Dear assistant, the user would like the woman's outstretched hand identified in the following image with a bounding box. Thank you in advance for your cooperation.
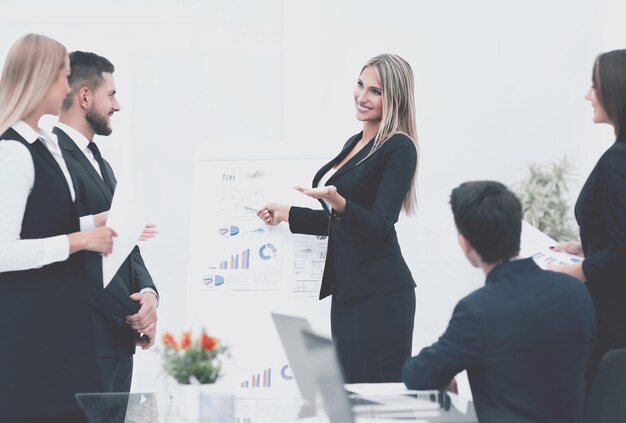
[257,203,290,226]
[294,185,337,199]
[295,185,346,213]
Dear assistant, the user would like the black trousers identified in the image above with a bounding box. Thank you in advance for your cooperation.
[98,355,133,393]
[0,411,87,423]
[331,288,416,383]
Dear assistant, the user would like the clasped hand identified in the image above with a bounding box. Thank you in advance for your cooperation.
[126,292,158,350]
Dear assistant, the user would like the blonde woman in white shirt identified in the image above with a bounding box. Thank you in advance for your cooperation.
[0,33,116,422]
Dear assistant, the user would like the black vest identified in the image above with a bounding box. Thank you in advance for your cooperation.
[0,128,100,419]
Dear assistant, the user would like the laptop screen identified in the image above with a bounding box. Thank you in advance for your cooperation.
[270,313,316,406]
[301,329,355,423]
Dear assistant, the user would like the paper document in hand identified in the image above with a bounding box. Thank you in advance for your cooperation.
[520,220,583,269]
[102,178,146,287]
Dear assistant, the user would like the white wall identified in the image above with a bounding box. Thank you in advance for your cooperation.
[0,0,624,391]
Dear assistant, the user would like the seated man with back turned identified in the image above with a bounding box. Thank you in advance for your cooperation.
[402,181,595,423]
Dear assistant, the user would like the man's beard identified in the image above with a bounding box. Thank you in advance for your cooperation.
[86,108,112,136]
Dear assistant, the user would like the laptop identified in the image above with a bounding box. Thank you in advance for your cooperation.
[300,329,355,422]
[271,313,419,416]
[300,330,463,423]
[75,392,158,423]
[270,313,318,415]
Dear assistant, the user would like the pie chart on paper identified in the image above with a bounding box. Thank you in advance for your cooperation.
[259,243,278,260]
[218,225,240,237]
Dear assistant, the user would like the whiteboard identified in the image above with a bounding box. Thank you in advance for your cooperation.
[185,144,333,392]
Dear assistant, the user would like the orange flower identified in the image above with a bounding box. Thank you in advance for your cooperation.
[180,331,192,350]
[201,332,218,351]
[162,332,178,350]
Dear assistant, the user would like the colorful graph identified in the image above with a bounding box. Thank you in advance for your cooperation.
[218,225,240,237]
[258,243,277,260]
[218,248,251,269]
[202,274,225,286]
[531,251,583,266]
[240,368,272,388]
[280,364,293,380]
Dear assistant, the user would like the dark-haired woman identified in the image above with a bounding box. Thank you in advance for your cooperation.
[551,49,626,389]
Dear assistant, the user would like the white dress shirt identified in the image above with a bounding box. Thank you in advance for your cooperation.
[54,122,103,179]
[0,121,75,272]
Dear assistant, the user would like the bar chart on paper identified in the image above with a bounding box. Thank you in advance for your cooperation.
[241,368,272,388]
[218,248,251,270]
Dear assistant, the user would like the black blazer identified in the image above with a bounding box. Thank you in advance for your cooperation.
[402,259,595,423]
[0,129,100,419]
[54,126,158,357]
[289,132,416,301]
[576,139,626,341]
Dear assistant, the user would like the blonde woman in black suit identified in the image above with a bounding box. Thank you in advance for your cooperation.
[0,34,117,422]
[259,54,418,383]
[550,49,626,389]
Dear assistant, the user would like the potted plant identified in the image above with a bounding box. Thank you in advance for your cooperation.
[162,330,227,384]
[514,156,579,242]
[161,330,232,420]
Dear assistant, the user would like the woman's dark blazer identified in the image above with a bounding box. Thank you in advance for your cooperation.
[576,139,626,339]
[288,132,417,302]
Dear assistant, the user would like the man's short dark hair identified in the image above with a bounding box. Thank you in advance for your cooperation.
[62,51,114,110]
[450,181,522,264]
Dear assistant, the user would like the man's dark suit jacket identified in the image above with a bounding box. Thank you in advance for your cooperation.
[54,126,158,357]
[576,140,626,353]
[288,132,416,301]
[402,259,595,423]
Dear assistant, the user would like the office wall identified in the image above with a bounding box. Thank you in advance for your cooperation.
[0,0,623,391]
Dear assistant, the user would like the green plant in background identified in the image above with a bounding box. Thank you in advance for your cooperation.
[514,156,579,242]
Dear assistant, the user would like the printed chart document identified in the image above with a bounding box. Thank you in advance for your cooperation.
[102,178,145,288]
[520,220,583,269]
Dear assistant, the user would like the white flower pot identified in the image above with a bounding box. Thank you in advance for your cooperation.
[173,383,235,422]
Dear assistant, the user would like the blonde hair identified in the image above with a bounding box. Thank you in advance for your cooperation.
[360,54,419,215]
[0,33,67,135]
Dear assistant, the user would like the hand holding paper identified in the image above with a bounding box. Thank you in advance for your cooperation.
[68,226,117,256]
[520,221,583,270]
[549,241,584,257]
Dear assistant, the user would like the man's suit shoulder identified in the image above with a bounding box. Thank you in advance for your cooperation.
[459,265,592,312]
[544,270,594,309]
